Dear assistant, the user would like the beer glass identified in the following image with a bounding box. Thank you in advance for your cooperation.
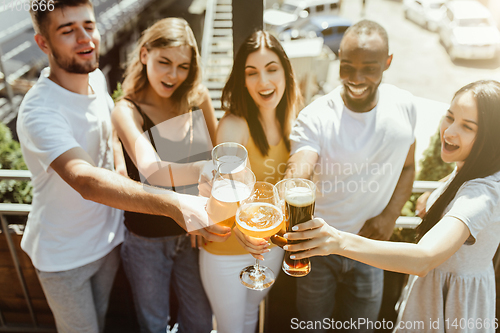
[212,142,248,172]
[236,182,284,290]
[206,165,255,228]
[282,179,315,277]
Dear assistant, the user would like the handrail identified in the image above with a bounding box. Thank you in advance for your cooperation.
[395,180,440,229]
[412,180,441,193]
[0,169,32,181]
[201,0,216,63]
[0,169,437,230]
[0,171,53,332]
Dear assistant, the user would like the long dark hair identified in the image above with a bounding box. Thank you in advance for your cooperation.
[417,80,500,240]
[221,30,302,156]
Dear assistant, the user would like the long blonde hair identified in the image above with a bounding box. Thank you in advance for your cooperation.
[121,17,203,113]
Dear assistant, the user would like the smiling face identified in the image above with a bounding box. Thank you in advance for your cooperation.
[339,32,392,112]
[42,5,100,74]
[141,45,192,99]
[440,91,479,171]
[244,47,286,114]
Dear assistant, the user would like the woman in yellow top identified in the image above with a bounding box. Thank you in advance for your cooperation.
[199,30,302,333]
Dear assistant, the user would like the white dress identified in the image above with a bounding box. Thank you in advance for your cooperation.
[395,170,500,332]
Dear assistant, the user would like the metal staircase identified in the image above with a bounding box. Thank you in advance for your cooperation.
[201,0,234,119]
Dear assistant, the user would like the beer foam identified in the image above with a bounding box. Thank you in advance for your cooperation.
[237,203,282,231]
[212,180,251,203]
[285,187,314,207]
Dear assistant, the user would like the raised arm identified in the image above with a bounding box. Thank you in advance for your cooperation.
[358,141,416,240]
[112,100,205,187]
[284,215,470,277]
[112,126,127,177]
[284,149,319,179]
[50,147,230,242]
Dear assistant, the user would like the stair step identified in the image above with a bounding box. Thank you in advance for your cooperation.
[207,53,233,59]
[213,20,232,28]
[214,12,232,20]
[215,5,232,12]
[212,100,222,109]
[205,61,233,68]
[215,110,225,119]
[211,36,232,42]
[213,28,232,37]
[209,90,222,99]
[205,66,231,73]
[204,81,225,90]
[206,56,233,62]
[211,44,232,51]
[205,65,233,72]
[206,69,231,77]
[0,97,7,109]
[207,73,230,80]
[211,51,233,56]
[0,95,23,123]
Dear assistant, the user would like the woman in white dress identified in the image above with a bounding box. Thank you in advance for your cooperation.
[284,80,500,333]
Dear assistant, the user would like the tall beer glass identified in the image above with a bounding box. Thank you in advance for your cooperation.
[236,182,284,290]
[282,179,315,277]
[212,142,247,172]
[206,165,255,228]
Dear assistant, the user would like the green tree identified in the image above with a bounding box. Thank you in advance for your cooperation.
[0,122,32,204]
[417,126,455,181]
[112,82,123,102]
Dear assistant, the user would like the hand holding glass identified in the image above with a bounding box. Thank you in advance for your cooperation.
[206,165,255,229]
[236,182,284,290]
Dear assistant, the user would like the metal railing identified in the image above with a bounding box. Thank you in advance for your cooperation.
[394,180,438,228]
[0,171,55,332]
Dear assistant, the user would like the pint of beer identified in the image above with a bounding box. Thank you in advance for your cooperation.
[282,179,315,277]
[206,165,255,228]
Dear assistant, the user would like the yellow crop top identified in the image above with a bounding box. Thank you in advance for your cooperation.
[203,133,289,255]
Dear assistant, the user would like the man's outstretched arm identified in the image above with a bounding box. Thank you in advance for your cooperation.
[50,147,230,241]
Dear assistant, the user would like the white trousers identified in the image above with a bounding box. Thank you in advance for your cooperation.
[199,247,284,333]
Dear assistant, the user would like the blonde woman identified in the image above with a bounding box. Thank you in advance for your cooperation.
[112,18,219,333]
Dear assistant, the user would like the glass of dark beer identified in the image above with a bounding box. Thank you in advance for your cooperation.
[282,178,315,277]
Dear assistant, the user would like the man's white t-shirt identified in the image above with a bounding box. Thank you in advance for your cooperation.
[17,68,124,272]
[290,84,417,234]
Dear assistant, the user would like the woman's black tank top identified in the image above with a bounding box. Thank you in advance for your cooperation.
[122,98,211,237]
